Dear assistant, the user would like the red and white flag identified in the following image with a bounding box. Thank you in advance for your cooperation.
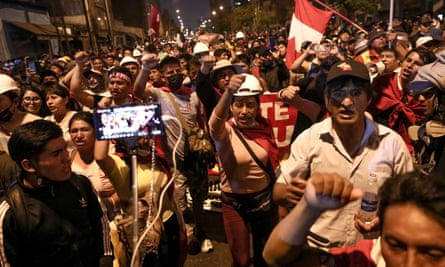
[286,0,333,68]
[149,5,160,37]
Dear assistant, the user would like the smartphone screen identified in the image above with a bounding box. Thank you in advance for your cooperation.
[93,104,163,140]
[27,60,37,73]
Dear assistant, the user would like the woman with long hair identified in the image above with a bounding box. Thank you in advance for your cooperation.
[19,85,50,117]
[43,82,79,152]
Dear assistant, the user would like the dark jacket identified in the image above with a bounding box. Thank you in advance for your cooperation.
[0,173,113,267]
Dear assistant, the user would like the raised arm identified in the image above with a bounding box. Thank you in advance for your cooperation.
[71,51,95,108]
[263,173,363,267]
[278,85,322,122]
[133,53,158,102]
[94,139,131,200]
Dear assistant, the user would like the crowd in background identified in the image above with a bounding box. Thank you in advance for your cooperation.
[0,8,445,267]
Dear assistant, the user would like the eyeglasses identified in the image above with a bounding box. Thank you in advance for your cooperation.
[23,96,41,102]
[421,22,432,27]
[415,88,437,100]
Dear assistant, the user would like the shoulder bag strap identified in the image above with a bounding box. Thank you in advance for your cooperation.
[166,93,191,135]
[231,125,276,181]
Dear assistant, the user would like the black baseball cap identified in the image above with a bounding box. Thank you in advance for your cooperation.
[327,59,370,83]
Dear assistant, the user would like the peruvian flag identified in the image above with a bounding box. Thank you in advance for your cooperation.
[149,5,160,37]
[286,0,333,68]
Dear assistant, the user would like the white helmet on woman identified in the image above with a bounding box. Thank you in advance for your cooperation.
[234,74,263,96]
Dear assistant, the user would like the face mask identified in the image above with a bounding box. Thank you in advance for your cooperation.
[0,105,13,122]
[167,74,184,90]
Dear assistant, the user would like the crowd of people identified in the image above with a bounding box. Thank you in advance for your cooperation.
[0,9,444,267]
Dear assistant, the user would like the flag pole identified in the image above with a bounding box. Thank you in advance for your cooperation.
[311,0,368,34]
[388,0,394,31]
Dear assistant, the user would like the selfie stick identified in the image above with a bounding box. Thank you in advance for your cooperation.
[130,115,183,267]
[124,137,139,255]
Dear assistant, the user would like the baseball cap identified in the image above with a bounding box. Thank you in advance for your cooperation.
[0,74,20,95]
[419,15,433,25]
[327,59,370,83]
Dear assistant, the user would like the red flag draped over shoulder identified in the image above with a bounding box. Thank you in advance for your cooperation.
[286,0,333,68]
[150,5,160,37]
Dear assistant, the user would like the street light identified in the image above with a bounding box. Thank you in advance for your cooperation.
[219,5,224,11]
[176,9,180,14]
[212,10,216,16]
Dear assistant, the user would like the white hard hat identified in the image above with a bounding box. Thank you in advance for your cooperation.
[416,36,434,48]
[234,74,263,96]
[119,56,140,67]
[236,31,245,39]
[0,74,20,95]
[193,42,209,55]
[132,48,142,57]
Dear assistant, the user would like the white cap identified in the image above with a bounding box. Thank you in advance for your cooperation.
[119,56,140,67]
[234,74,263,96]
[193,42,209,55]
[416,36,434,48]
[236,31,245,39]
[0,74,19,95]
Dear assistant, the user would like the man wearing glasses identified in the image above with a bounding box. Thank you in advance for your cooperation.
[273,60,413,249]
[409,51,445,175]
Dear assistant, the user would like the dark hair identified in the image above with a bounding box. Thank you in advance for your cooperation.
[41,82,80,111]
[405,48,437,65]
[159,56,180,71]
[50,63,64,73]
[277,40,287,48]
[68,111,94,130]
[378,170,445,229]
[90,55,103,62]
[40,70,58,84]
[214,48,229,58]
[42,82,70,98]
[379,45,400,60]
[8,120,62,166]
[20,85,50,117]
[233,54,251,66]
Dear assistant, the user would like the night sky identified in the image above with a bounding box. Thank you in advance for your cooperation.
[160,0,210,29]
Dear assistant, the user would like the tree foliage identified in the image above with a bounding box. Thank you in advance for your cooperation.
[324,0,380,16]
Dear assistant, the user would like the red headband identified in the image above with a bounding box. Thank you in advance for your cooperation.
[109,72,131,84]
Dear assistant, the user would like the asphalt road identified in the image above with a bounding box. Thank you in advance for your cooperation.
[183,211,232,267]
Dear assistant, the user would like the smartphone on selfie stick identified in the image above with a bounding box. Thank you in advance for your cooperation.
[93,104,163,251]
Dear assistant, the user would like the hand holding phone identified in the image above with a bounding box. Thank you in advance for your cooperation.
[25,57,37,74]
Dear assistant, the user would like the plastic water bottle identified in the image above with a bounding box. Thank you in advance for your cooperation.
[359,173,379,224]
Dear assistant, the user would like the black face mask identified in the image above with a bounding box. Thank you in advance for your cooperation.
[167,74,184,91]
[0,105,13,122]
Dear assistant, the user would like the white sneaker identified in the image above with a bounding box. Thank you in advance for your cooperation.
[201,239,214,253]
